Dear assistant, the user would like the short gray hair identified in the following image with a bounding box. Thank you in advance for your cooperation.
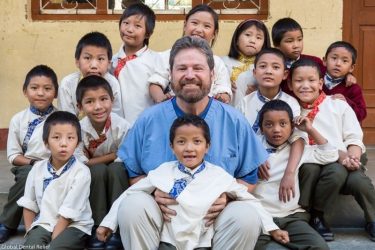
[169,36,215,71]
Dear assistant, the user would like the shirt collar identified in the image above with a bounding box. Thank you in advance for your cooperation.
[117,44,148,59]
[171,97,213,119]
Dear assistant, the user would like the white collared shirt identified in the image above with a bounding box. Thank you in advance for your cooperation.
[100,161,278,249]
[7,107,56,164]
[75,113,130,163]
[57,71,123,118]
[17,159,93,235]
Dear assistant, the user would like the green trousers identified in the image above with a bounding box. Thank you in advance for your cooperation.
[0,165,32,229]
[254,212,329,250]
[22,226,88,250]
[89,162,129,225]
[299,153,375,222]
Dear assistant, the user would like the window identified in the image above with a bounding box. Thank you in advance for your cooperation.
[30,0,268,20]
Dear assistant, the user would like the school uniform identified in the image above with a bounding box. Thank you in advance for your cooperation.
[57,71,123,117]
[101,161,278,250]
[236,90,305,142]
[75,112,130,225]
[323,75,367,122]
[147,49,232,99]
[298,95,375,223]
[0,106,55,230]
[253,137,337,250]
[17,157,93,249]
[111,45,159,125]
[221,55,256,107]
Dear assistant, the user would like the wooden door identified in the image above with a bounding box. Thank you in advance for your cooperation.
[344,0,375,144]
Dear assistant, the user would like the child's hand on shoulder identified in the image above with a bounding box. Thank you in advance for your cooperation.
[270,229,289,245]
[332,93,346,102]
[246,84,257,95]
[345,73,357,87]
[96,226,112,242]
[214,93,231,104]
[294,116,313,133]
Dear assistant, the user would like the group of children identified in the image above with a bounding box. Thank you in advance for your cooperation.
[0,2,374,250]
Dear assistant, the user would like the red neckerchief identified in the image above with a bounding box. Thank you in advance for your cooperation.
[113,54,137,78]
[87,116,111,157]
[300,92,326,145]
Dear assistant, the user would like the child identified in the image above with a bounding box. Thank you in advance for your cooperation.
[58,31,123,118]
[289,58,375,241]
[111,3,159,125]
[97,114,289,250]
[148,4,232,104]
[323,41,367,122]
[17,111,93,249]
[253,100,336,249]
[75,75,131,249]
[0,65,58,244]
[237,48,305,204]
[222,19,271,106]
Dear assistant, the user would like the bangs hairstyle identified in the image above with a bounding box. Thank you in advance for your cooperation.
[23,65,59,98]
[169,114,211,145]
[76,75,114,105]
[272,17,303,47]
[75,31,112,60]
[258,99,293,129]
[185,4,219,47]
[119,3,156,46]
[43,111,82,143]
[325,41,357,64]
[289,58,322,80]
[254,48,286,69]
[170,36,214,71]
[228,19,271,59]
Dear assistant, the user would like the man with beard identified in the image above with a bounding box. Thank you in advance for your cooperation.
[113,36,268,249]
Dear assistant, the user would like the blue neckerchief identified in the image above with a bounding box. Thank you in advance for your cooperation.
[169,161,206,199]
[22,105,54,153]
[324,74,344,90]
[43,156,76,192]
[286,60,295,69]
[266,148,277,153]
[252,91,283,133]
[171,97,213,119]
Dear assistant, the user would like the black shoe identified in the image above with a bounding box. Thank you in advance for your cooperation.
[365,222,375,241]
[310,216,334,241]
[0,224,17,244]
[87,234,106,250]
[105,233,124,250]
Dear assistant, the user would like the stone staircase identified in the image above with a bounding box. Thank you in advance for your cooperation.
[1,149,375,249]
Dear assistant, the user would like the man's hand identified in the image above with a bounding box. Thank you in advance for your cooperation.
[279,172,295,203]
[154,189,178,222]
[96,226,112,242]
[204,193,228,227]
[258,161,270,180]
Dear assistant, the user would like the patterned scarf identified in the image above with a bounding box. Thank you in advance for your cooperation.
[113,54,137,78]
[230,54,255,83]
[169,162,206,199]
[300,92,326,145]
[87,116,111,157]
[324,73,344,90]
[22,105,54,153]
[43,156,76,192]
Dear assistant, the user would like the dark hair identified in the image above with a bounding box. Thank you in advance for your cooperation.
[325,41,357,64]
[76,75,114,105]
[23,65,58,98]
[272,18,303,47]
[254,48,286,69]
[289,58,322,80]
[258,99,293,129]
[75,31,112,60]
[228,19,271,59]
[170,36,214,71]
[169,114,210,145]
[43,111,82,143]
[119,3,155,46]
[184,4,219,47]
